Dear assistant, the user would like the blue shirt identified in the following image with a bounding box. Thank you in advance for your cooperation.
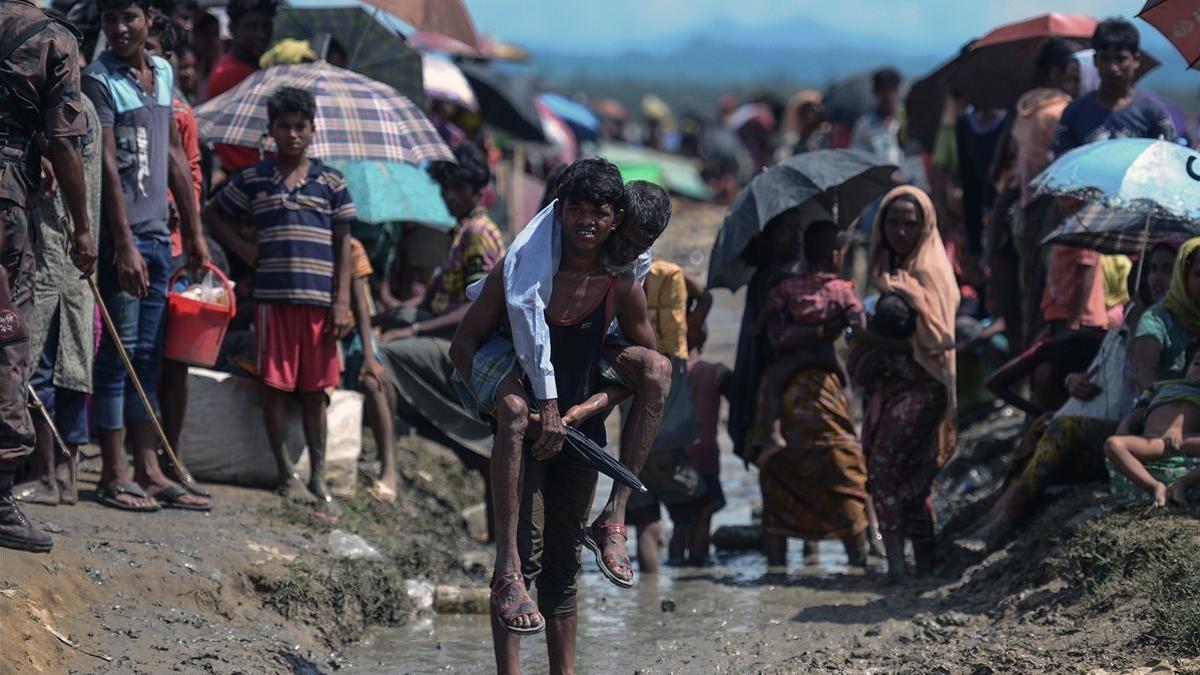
[216,158,357,306]
[82,50,175,241]
[1053,90,1177,155]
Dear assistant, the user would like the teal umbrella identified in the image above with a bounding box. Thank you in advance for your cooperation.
[272,7,425,107]
[592,141,711,201]
[326,160,455,229]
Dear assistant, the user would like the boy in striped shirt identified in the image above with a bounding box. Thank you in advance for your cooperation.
[205,87,355,505]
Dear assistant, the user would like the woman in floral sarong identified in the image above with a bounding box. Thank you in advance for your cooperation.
[855,186,960,582]
[733,209,869,567]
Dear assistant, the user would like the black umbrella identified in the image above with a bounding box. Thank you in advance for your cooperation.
[707,149,896,291]
[272,7,425,107]
[823,71,910,127]
[822,71,876,126]
[457,61,547,143]
[563,427,647,493]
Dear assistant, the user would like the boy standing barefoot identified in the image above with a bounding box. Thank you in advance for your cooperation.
[205,87,355,504]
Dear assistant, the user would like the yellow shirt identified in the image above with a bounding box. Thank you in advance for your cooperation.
[643,260,688,360]
[1100,254,1132,309]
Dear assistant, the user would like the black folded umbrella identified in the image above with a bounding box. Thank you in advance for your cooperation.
[562,426,647,493]
[457,61,547,143]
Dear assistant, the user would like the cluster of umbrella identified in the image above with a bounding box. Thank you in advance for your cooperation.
[708,1,1200,294]
[195,61,457,230]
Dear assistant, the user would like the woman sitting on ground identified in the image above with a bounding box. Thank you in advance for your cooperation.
[970,239,1187,549]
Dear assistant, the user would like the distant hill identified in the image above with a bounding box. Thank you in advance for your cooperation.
[525,16,1199,113]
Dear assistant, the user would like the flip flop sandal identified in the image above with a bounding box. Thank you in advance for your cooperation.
[368,481,397,503]
[581,522,635,589]
[152,482,212,512]
[14,478,60,506]
[95,481,160,512]
[491,571,544,636]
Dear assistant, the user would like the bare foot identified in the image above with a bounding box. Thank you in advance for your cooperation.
[1151,481,1168,508]
[308,478,333,503]
[1167,480,1190,506]
[13,477,59,506]
[280,476,317,504]
[368,480,397,503]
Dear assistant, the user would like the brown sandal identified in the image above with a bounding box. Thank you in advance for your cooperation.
[491,571,544,636]
[581,522,635,589]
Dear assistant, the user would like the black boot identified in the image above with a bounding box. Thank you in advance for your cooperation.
[0,485,53,553]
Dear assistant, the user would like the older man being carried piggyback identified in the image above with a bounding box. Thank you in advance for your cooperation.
[450,159,671,674]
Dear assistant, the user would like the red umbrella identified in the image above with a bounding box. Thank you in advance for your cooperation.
[363,0,481,49]
[1138,0,1200,69]
[408,30,530,61]
[952,13,1159,110]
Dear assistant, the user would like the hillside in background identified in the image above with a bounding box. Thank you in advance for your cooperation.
[524,16,1200,116]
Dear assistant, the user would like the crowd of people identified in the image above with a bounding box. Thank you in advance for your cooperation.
[3,0,1200,672]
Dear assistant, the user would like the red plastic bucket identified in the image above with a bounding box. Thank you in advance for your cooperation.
[164,263,237,367]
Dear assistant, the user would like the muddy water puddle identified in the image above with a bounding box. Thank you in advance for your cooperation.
[347,448,884,674]
[348,282,887,672]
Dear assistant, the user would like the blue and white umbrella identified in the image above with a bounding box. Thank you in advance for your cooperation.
[1031,138,1200,221]
[538,92,600,142]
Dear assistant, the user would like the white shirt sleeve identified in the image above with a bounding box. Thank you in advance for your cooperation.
[500,202,561,400]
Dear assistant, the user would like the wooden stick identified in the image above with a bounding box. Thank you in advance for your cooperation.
[26,385,69,457]
[87,278,198,491]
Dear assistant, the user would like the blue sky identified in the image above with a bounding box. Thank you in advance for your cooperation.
[465,0,1138,53]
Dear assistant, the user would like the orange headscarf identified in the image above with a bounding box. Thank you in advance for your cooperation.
[868,186,960,461]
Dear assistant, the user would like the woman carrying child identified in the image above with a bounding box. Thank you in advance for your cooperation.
[738,210,870,568]
[856,186,960,582]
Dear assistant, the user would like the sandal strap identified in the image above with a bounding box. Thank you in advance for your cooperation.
[593,522,628,539]
[103,481,149,499]
[491,570,525,593]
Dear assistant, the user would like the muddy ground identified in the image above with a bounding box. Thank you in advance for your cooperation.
[0,434,486,674]
[4,201,1200,673]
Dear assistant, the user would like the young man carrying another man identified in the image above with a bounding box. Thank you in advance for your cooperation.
[450,160,671,674]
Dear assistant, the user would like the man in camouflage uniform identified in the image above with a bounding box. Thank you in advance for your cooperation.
[0,0,98,552]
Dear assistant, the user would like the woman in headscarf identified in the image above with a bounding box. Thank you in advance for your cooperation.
[856,186,959,582]
[729,209,870,568]
[970,239,1180,550]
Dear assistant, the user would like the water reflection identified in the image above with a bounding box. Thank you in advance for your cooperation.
[348,443,876,674]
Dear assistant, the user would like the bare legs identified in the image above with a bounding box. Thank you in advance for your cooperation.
[489,371,543,653]
[590,346,671,582]
[634,521,663,573]
[262,387,313,503]
[361,374,398,502]
[1104,436,1173,507]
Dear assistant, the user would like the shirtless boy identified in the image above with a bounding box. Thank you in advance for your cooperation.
[1104,347,1200,507]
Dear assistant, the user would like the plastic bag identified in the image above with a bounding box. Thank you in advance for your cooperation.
[176,269,233,308]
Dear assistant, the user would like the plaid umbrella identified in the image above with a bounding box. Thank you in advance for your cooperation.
[1041,204,1200,255]
[195,62,453,165]
[272,7,425,107]
[1139,0,1200,70]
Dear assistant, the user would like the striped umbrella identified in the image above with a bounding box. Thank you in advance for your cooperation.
[1041,204,1200,255]
[272,7,425,107]
[195,62,453,165]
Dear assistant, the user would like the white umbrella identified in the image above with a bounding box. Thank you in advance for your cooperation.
[421,54,478,112]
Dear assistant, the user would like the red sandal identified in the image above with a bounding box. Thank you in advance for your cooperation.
[491,571,544,636]
[581,522,635,589]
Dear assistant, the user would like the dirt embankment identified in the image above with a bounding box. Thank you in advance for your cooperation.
[0,436,485,674]
[746,409,1200,674]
